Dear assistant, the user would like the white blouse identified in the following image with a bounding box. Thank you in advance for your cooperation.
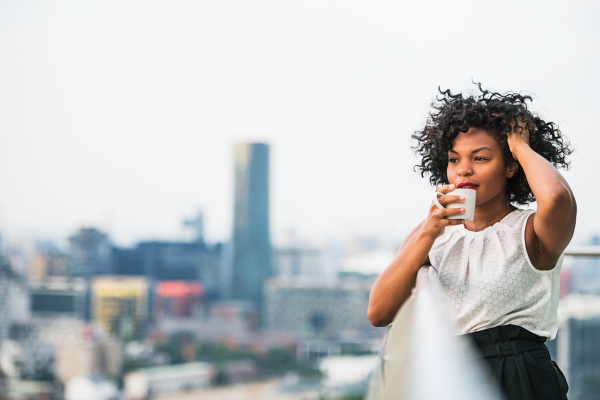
[428,208,563,340]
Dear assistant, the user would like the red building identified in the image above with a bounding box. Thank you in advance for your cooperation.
[155,281,204,318]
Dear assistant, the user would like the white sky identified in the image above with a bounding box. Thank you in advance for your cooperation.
[1,0,598,248]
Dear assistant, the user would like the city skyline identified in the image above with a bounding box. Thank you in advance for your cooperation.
[1,0,599,249]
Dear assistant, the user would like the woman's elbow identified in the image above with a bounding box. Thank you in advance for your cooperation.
[367,305,390,327]
[550,186,577,211]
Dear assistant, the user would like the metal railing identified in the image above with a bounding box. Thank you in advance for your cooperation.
[366,246,600,400]
[564,246,600,256]
[365,266,503,400]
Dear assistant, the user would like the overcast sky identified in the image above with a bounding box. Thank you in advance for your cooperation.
[1,0,598,248]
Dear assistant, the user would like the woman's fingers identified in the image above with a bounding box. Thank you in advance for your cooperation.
[437,195,464,206]
[435,184,455,193]
[439,207,465,218]
[434,184,465,205]
[431,193,464,213]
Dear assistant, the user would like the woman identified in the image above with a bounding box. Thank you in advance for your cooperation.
[367,84,575,400]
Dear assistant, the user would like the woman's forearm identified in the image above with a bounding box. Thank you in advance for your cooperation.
[367,228,436,327]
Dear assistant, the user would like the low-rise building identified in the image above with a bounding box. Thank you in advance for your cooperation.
[155,281,204,318]
[29,252,68,282]
[64,375,119,400]
[92,276,148,340]
[2,380,55,400]
[29,278,87,320]
[264,278,377,338]
[55,336,122,383]
[273,247,323,280]
[124,362,215,400]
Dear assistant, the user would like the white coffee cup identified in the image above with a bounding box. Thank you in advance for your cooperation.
[433,188,476,221]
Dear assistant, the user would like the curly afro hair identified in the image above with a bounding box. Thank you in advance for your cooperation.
[411,83,573,205]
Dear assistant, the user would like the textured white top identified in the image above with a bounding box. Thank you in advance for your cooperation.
[429,208,563,340]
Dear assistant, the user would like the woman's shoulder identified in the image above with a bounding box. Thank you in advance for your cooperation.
[497,207,534,228]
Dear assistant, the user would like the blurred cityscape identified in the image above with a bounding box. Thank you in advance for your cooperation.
[0,143,599,400]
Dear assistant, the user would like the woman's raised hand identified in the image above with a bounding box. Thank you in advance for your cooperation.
[507,117,531,160]
[421,184,466,239]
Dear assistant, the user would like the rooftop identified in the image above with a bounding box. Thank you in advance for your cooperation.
[135,362,214,380]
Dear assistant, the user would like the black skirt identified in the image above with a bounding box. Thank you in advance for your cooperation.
[464,324,569,400]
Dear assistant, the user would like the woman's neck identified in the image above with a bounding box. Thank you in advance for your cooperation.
[464,192,516,232]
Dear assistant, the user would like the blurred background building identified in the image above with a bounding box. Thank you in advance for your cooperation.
[264,278,375,338]
[124,362,214,400]
[29,278,87,320]
[92,276,149,340]
[273,247,323,280]
[29,251,68,282]
[569,235,600,295]
[56,336,122,383]
[547,295,600,399]
[154,281,204,319]
[226,143,272,310]
[68,228,112,278]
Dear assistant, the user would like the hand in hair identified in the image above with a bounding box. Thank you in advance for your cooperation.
[507,117,531,160]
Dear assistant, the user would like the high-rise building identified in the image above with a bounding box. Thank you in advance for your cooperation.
[68,228,111,277]
[229,143,272,306]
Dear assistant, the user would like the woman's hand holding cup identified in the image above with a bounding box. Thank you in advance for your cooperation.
[421,184,466,239]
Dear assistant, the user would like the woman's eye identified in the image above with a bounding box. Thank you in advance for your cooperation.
[449,158,458,163]
[474,157,487,161]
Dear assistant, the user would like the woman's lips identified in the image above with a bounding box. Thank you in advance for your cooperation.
[457,182,479,190]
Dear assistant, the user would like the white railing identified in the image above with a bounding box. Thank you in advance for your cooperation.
[365,266,503,400]
[366,246,600,399]
[564,246,600,256]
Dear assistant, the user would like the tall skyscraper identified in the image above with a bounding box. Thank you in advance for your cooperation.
[229,143,272,306]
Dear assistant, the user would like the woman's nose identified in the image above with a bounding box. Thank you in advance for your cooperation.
[457,163,473,176]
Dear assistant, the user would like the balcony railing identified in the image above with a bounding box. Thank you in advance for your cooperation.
[365,266,503,399]
[365,246,600,400]
[564,246,600,256]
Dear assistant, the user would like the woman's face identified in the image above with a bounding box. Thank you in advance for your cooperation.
[447,127,517,207]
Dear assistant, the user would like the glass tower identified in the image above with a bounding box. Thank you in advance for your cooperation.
[230,142,272,306]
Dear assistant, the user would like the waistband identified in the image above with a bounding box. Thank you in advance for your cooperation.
[464,324,548,360]
[475,339,547,359]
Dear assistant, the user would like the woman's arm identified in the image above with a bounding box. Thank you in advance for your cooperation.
[509,122,577,265]
[367,185,465,327]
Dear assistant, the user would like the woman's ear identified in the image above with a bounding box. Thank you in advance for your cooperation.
[506,161,519,178]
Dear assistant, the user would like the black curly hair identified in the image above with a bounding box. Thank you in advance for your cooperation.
[411,83,573,205]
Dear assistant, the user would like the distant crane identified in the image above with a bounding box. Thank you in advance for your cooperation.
[183,210,204,244]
